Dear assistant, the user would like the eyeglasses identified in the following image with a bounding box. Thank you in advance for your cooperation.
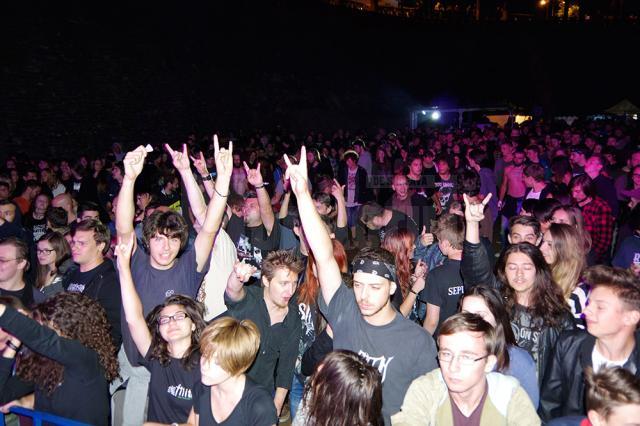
[36,249,55,255]
[157,311,189,325]
[437,351,489,366]
[0,258,23,264]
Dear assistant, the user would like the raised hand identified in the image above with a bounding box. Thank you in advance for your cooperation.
[190,151,209,177]
[330,178,345,200]
[420,226,435,246]
[243,160,263,188]
[463,192,492,223]
[123,146,148,180]
[413,259,427,279]
[283,146,309,196]
[165,143,191,172]
[233,261,257,283]
[115,235,135,270]
[213,135,233,180]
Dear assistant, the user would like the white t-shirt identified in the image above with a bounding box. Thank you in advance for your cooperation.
[526,189,542,200]
[592,345,628,373]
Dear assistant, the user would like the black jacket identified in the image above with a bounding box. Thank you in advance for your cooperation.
[337,165,372,205]
[538,330,640,421]
[460,240,576,387]
[62,260,122,348]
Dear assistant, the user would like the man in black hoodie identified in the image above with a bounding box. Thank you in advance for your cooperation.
[63,219,121,348]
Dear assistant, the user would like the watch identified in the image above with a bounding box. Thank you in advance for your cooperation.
[201,173,213,181]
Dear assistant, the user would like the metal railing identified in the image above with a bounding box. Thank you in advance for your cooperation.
[1,407,90,426]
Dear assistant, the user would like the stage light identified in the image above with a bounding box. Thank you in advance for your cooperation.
[431,110,441,121]
[421,110,427,115]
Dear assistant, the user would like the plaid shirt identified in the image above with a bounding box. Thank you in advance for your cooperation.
[581,196,614,260]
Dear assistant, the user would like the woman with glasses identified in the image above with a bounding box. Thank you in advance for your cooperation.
[116,237,206,425]
[461,194,575,387]
[34,231,72,300]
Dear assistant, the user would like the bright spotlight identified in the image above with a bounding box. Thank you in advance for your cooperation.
[421,110,427,115]
[431,110,441,121]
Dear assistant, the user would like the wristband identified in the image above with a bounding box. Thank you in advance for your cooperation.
[201,173,213,181]
[409,288,418,295]
[254,183,266,189]
[6,341,20,352]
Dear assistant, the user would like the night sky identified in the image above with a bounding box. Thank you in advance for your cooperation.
[1,0,638,155]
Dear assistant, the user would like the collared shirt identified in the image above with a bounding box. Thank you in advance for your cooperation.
[225,285,301,391]
[581,196,614,260]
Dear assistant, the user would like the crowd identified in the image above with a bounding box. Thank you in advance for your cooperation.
[0,118,639,426]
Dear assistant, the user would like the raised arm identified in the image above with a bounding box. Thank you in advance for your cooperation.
[461,193,500,290]
[190,150,216,216]
[285,147,342,304]
[117,146,148,245]
[244,161,275,234]
[191,137,233,271]
[330,179,347,228]
[115,237,152,357]
[166,143,207,225]
[225,261,256,303]
[278,191,291,220]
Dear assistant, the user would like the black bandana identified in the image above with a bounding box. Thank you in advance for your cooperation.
[352,259,397,282]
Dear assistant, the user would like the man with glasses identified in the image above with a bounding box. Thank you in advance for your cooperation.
[63,219,121,348]
[392,312,540,425]
[0,237,33,307]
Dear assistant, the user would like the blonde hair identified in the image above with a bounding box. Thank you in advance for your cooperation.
[548,223,586,299]
[200,317,260,376]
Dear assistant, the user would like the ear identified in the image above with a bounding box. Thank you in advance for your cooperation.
[191,323,196,332]
[261,275,270,288]
[98,241,107,255]
[484,355,498,373]
[507,234,513,244]
[623,309,640,328]
[389,280,397,295]
[536,235,543,246]
[587,410,603,426]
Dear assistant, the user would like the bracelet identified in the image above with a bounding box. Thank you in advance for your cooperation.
[214,185,228,198]
[6,341,20,352]
[409,289,418,295]
[254,183,266,189]
[201,173,213,181]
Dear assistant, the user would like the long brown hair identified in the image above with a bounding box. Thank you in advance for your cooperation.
[497,243,571,328]
[381,228,415,299]
[546,223,586,299]
[299,240,348,307]
[16,293,119,395]
[302,350,383,426]
[146,295,206,370]
[35,231,71,289]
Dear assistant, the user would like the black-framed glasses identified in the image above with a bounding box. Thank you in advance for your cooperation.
[437,351,489,366]
[157,311,189,325]
[36,248,55,255]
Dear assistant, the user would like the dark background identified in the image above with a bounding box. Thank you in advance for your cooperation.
[1,0,638,156]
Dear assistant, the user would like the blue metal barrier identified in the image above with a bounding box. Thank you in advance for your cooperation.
[1,407,90,426]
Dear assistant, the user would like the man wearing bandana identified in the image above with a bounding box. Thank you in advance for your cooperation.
[285,147,438,425]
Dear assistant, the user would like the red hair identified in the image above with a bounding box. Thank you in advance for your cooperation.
[299,240,348,307]
[381,228,415,298]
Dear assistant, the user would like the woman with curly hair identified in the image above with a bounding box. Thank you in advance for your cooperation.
[293,350,383,426]
[539,222,589,326]
[381,228,427,319]
[116,237,206,425]
[0,292,119,424]
[461,194,575,385]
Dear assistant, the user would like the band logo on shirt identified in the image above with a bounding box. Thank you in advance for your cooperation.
[167,384,192,400]
[358,351,394,382]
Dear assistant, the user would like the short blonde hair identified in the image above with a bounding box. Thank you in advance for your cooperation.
[200,317,260,376]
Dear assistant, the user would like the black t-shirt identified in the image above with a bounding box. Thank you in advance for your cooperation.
[23,215,47,242]
[435,174,457,212]
[225,285,300,392]
[226,214,281,272]
[379,210,419,241]
[65,268,99,294]
[422,259,464,335]
[142,350,201,424]
[193,378,277,426]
